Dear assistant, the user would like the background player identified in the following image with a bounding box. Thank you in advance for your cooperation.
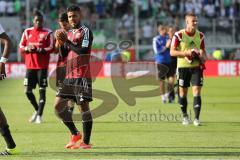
[19,10,54,123]
[54,5,93,149]
[55,12,74,113]
[170,13,207,126]
[167,25,177,102]
[153,24,172,103]
[0,23,18,155]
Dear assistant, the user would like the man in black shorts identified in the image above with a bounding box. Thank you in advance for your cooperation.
[54,5,93,149]
[167,25,177,102]
[19,10,54,123]
[153,24,174,103]
[54,12,74,113]
[170,13,207,126]
[0,23,18,155]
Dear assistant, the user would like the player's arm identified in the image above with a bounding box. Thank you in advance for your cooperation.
[19,30,28,54]
[65,28,93,55]
[0,32,12,80]
[0,32,11,59]
[19,30,35,53]
[153,37,167,54]
[170,35,192,58]
[65,40,89,55]
[35,32,54,54]
[59,43,69,57]
[199,34,207,64]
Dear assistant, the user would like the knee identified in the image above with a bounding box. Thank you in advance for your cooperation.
[25,87,33,95]
[82,110,92,122]
[192,87,201,97]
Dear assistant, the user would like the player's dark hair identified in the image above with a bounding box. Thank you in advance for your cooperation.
[33,10,43,18]
[67,5,81,12]
[59,12,68,22]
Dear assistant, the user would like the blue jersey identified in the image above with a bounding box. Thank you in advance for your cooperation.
[153,34,171,64]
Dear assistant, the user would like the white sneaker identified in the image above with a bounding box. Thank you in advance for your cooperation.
[29,112,37,123]
[34,115,42,124]
[193,119,201,126]
[182,116,190,125]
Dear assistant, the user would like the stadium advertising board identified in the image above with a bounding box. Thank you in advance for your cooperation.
[5,61,240,78]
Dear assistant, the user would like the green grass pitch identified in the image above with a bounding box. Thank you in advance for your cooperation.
[0,77,240,160]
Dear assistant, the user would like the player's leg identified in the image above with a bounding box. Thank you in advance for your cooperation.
[191,67,203,126]
[55,96,81,149]
[178,68,191,125]
[78,102,92,149]
[157,64,167,103]
[35,69,48,123]
[74,78,93,149]
[167,64,176,103]
[167,76,175,103]
[0,107,17,155]
[159,79,166,103]
[67,100,74,113]
[24,70,39,123]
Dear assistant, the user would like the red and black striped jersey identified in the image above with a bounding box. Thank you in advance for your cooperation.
[63,25,93,79]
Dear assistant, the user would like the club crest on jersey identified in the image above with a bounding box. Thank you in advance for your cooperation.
[39,33,45,39]
[75,33,81,39]
[189,41,196,48]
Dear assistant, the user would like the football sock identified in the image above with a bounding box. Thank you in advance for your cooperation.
[179,96,188,117]
[82,111,92,144]
[56,106,78,135]
[0,125,16,149]
[26,92,38,111]
[193,96,202,120]
[37,88,46,116]
[63,121,79,135]
[168,89,175,101]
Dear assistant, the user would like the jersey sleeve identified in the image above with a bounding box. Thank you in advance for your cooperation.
[171,32,181,49]
[0,24,5,34]
[81,27,93,49]
[200,32,205,50]
[42,32,54,54]
[19,29,28,54]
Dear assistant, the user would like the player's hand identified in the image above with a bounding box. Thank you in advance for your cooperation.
[184,50,192,56]
[55,29,67,46]
[191,48,200,58]
[36,48,46,54]
[0,62,6,80]
[26,45,37,53]
[166,39,171,48]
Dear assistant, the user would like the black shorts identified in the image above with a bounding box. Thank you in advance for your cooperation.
[24,69,48,88]
[56,78,92,105]
[56,66,66,87]
[177,67,203,88]
[170,56,177,75]
[156,63,175,80]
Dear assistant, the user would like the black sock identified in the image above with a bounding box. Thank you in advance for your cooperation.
[193,96,202,120]
[56,106,78,135]
[37,89,46,116]
[26,92,38,111]
[179,96,188,117]
[0,125,16,149]
[169,90,175,101]
[82,111,93,144]
[63,121,79,135]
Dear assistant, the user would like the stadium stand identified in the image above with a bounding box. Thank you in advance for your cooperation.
[1,0,240,60]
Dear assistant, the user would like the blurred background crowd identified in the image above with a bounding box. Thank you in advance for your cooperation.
[0,0,240,61]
